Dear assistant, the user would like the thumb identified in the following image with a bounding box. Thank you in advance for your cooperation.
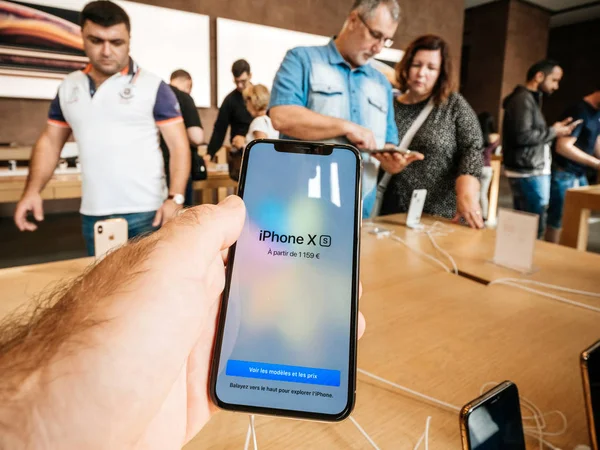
[152,209,162,227]
[163,195,246,271]
[32,198,44,221]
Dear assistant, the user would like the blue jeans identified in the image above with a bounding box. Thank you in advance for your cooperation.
[508,175,550,238]
[82,211,158,256]
[547,170,588,230]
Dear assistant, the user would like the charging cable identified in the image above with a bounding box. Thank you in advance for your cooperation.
[413,416,432,450]
[489,278,600,314]
[243,415,258,450]
[349,415,381,450]
[359,368,461,413]
[349,411,432,450]
[424,230,458,274]
[390,234,453,273]
[490,278,600,299]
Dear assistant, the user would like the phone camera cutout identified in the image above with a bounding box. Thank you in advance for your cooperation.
[98,225,103,234]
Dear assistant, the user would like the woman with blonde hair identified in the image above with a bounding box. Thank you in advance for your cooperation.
[231,84,279,149]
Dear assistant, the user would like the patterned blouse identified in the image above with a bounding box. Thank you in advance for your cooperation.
[380,92,483,219]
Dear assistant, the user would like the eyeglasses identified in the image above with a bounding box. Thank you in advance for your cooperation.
[357,14,394,48]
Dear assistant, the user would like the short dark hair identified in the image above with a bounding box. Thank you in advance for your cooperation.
[170,69,191,81]
[232,59,250,78]
[80,1,130,33]
[526,59,560,82]
[396,34,455,105]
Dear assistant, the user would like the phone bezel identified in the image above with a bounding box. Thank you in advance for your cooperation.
[581,339,600,450]
[208,139,362,422]
[459,381,525,450]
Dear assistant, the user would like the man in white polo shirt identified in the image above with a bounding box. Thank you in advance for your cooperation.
[14,0,190,255]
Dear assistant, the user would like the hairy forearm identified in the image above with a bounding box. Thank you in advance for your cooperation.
[0,241,157,448]
[25,133,63,194]
[270,105,348,141]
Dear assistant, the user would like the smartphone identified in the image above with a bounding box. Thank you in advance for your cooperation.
[368,147,424,158]
[209,139,362,422]
[406,189,427,229]
[581,339,600,450]
[460,381,526,450]
[94,218,128,260]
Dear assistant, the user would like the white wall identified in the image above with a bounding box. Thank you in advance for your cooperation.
[216,18,404,106]
[216,19,329,106]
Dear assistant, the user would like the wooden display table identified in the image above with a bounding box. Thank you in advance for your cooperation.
[0,170,236,205]
[373,214,600,297]
[560,184,600,251]
[0,224,596,448]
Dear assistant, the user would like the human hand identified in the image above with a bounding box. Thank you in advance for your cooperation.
[344,122,377,150]
[231,135,246,150]
[1,196,366,449]
[14,190,44,231]
[453,192,484,229]
[552,117,583,138]
[152,198,182,227]
[372,151,424,174]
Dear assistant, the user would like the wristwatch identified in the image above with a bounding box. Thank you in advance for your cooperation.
[168,194,185,205]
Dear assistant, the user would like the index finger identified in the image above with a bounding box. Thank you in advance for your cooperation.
[570,119,583,128]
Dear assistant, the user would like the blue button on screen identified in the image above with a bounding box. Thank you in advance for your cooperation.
[226,360,341,387]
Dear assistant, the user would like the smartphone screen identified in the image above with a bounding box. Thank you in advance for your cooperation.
[582,340,600,449]
[464,382,526,450]
[210,140,361,421]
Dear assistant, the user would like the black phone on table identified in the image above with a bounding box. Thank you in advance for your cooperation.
[460,381,526,450]
[209,139,362,422]
[582,339,600,450]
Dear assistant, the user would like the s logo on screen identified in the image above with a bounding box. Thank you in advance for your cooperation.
[258,230,332,247]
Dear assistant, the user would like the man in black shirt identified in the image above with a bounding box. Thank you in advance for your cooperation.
[206,59,253,161]
[546,88,600,243]
[160,69,204,206]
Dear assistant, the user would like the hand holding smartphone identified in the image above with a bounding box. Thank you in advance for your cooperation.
[367,147,425,159]
[209,139,362,421]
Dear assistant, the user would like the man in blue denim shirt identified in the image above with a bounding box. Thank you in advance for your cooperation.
[269,0,422,218]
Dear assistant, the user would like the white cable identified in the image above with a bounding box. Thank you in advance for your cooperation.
[490,278,600,298]
[358,368,461,413]
[243,415,258,450]
[425,230,458,274]
[389,234,452,273]
[491,280,600,313]
[425,415,431,450]
[349,416,381,450]
[412,416,432,450]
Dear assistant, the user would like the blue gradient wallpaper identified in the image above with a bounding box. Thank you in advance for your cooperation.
[215,142,360,415]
